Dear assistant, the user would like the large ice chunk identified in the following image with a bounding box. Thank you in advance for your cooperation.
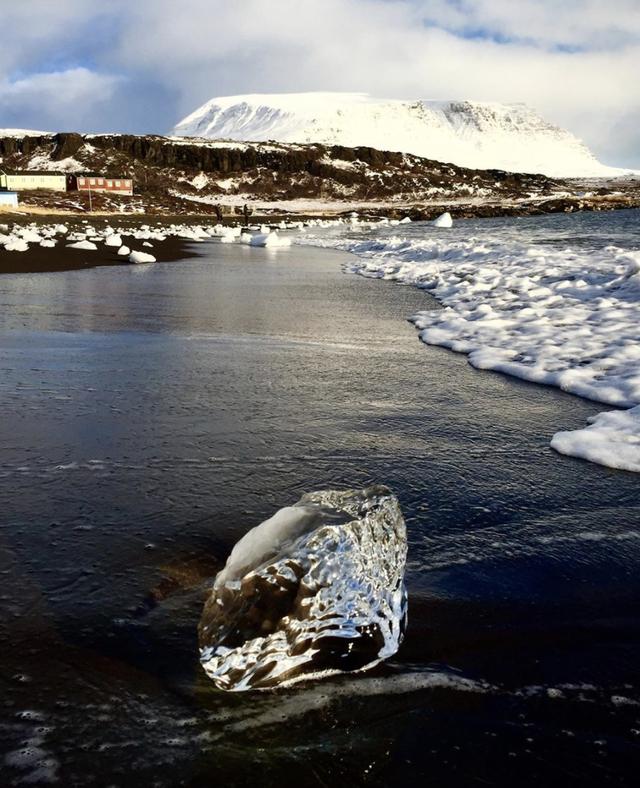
[199,485,408,691]
[248,230,292,248]
[129,250,156,264]
[66,240,98,251]
[432,211,453,228]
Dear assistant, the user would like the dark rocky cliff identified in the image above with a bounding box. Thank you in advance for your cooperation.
[0,131,557,200]
[2,131,636,218]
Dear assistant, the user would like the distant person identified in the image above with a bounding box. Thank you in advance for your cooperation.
[243,203,251,226]
[214,204,223,222]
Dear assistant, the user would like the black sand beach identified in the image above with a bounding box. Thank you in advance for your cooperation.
[1,236,639,786]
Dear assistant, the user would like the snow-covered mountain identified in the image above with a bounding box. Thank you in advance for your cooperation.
[173,92,619,177]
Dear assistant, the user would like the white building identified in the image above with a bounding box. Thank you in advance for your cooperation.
[0,171,67,192]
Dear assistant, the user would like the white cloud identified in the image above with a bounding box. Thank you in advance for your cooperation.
[101,0,640,165]
[0,0,638,166]
[416,0,640,49]
[0,69,123,132]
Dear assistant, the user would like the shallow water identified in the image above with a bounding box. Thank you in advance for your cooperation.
[1,223,639,786]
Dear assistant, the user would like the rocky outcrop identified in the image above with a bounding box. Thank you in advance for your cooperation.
[0,131,637,217]
[0,131,558,198]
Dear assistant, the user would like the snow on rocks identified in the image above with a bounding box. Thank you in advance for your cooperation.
[199,485,407,691]
[129,250,156,264]
[433,212,453,228]
[117,245,131,256]
[104,234,122,247]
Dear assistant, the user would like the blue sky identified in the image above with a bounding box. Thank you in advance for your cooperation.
[1,0,639,166]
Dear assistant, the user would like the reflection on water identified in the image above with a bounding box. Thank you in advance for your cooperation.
[1,227,639,785]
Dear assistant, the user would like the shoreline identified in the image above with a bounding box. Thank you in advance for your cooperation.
[305,209,640,474]
[0,234,199,275]
[2,227,640,786]
[2,192,639,221]
[2,201,640,276]
[5,207,638,475]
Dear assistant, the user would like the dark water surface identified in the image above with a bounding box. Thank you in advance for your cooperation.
[1,233,639,786]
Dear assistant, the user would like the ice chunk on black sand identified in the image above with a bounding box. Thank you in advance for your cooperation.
[199,485,408,691]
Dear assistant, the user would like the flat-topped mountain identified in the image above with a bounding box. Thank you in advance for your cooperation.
[172,92,622,178]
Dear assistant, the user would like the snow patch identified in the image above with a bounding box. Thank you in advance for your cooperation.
[190,172,210,190]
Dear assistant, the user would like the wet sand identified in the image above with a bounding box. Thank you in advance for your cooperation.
[0,215,214,274]
[0,236,200,274]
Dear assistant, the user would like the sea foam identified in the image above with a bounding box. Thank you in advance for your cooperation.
[302,224,640,473]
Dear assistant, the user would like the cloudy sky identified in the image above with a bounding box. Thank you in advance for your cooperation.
[1,0,639,166]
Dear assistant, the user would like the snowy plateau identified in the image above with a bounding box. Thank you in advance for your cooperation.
[173,92,624,178]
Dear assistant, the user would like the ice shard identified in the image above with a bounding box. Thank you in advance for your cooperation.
[199,485,408,691]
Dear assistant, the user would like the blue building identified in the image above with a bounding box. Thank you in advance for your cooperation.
[0,190,18,208]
